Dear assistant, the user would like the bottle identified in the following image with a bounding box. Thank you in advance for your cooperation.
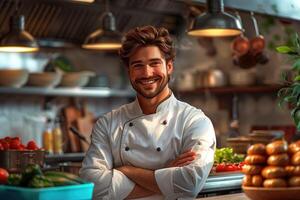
[53,117,63,154]
[43,118,53,154]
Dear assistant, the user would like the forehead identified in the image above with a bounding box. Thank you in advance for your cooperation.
[129,46,164,64]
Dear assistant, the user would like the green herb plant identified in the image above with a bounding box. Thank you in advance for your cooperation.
[276,33,300,130]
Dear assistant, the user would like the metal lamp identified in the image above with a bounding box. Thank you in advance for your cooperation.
[82,1,121,51]
[0,15,39,53]
[188,0,243,37]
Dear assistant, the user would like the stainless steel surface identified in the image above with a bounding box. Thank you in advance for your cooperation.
[0,87,135,98]
[197,193,248,200]
[180,0,300,21]
[0,150,45,173]
[196,69,227,88]
[45,152,85,164]
[201,172,243,193]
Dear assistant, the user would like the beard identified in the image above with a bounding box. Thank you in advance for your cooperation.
[131,74,170,99]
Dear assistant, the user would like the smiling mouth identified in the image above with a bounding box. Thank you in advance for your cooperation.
[137,77,160,85]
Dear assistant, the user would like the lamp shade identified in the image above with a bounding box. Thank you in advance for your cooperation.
[0,15,39,52]
[188,0,243,37]
[82,12,122,50]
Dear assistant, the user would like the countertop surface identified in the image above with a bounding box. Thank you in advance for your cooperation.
[197,193,249,200]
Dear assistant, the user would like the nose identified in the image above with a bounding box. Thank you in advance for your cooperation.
[142,64,153,77]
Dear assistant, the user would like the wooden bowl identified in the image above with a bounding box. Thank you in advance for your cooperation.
[243,186,300,200]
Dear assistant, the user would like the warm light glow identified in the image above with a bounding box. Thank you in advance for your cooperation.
[82,43,121,50]
[188,28,242,37]
[71,0,94,3]
[0,46,39,53]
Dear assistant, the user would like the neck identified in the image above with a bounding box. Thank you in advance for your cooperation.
[137,88,171,115]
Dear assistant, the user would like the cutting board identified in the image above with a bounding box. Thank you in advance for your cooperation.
[75,104,94,152]
[63,105,82,152]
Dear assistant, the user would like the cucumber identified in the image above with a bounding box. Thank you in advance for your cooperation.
[45,175,80,186]
[44,171,85,184]
[20,164,43,186]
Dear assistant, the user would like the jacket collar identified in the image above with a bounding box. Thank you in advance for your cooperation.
[130,92,175,117]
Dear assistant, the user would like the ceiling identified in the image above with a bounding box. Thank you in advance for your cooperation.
[0,0,187,48]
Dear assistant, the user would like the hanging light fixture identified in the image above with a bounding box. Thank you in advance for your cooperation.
[0,1,39,52]
[82,0,121,50]
[188,0,243,37]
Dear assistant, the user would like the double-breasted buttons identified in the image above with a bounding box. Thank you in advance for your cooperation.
[129,122,133,127]
[156,147,161,152]
[162,120,167,125]
[125,146,130,151]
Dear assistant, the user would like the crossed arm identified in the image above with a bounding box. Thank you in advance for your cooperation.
[116,150,196,199]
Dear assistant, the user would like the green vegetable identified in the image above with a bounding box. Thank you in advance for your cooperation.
[214,147,244,164]
[7,174,22,186]
[44,175,80,186]
[20,164,43,186]
[28,175,54,188]
[44,171,85,184]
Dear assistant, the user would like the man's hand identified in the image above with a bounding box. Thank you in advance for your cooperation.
[166,150,196,168]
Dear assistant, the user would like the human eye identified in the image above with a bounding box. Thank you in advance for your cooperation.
[150,60,162,67]
[132,63,144,68]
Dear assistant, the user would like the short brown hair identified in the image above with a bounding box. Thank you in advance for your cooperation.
[119,25,175,67]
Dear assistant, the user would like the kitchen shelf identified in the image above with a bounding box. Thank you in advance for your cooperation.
[0,87,135,98]
[176,84,282,95]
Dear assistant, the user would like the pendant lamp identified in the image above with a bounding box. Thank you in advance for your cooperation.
[0,1,38,53]
[188,0,243,37]
[82,0,121,50]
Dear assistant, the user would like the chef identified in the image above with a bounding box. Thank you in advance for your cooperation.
[80,25,216,200]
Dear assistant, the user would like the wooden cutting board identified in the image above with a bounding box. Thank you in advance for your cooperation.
[63,105,82,152]
[75,105,94,152]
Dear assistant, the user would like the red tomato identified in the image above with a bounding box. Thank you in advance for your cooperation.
[0,140,9,150]
[0,168,9,184]
[9,139,21,150]
[4,137,11,142]
[27,140,38,150]
[216,164,226,172]
[216,163,242,172]
[20,144,26,151]
[0,143,3,151]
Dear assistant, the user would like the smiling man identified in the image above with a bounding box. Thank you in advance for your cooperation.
[80,26,216,200]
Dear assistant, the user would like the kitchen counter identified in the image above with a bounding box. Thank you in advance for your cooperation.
[197,193,249,200]
[199,172,243,195]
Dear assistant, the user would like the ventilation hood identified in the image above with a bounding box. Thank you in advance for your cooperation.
[0,0,185,49]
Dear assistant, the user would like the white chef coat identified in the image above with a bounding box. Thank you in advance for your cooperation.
[80,93,216,200]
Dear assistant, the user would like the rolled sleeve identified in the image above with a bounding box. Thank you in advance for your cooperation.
[111,169,135,199]
[154,168,174,196]
[154,111,216,199]
[80,116,135,200]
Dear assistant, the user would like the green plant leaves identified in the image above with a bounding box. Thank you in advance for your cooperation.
[276,46,297,54]
[276,33,300,130]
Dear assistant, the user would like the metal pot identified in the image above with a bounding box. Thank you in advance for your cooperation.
[199,69,227,88]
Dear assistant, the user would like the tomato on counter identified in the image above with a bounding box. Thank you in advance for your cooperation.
[0,168,9,184]
[215,162,245,172]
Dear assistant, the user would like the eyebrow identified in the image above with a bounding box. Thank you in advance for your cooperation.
[130,58,163,66]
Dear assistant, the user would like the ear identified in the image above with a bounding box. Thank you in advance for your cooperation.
[166,60,174,74]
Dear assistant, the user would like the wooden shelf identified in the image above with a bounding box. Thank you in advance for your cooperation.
[176,84,282,95]
[0,87,135,98]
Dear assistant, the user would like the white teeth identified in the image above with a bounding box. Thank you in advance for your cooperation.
[140,79,156,84]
